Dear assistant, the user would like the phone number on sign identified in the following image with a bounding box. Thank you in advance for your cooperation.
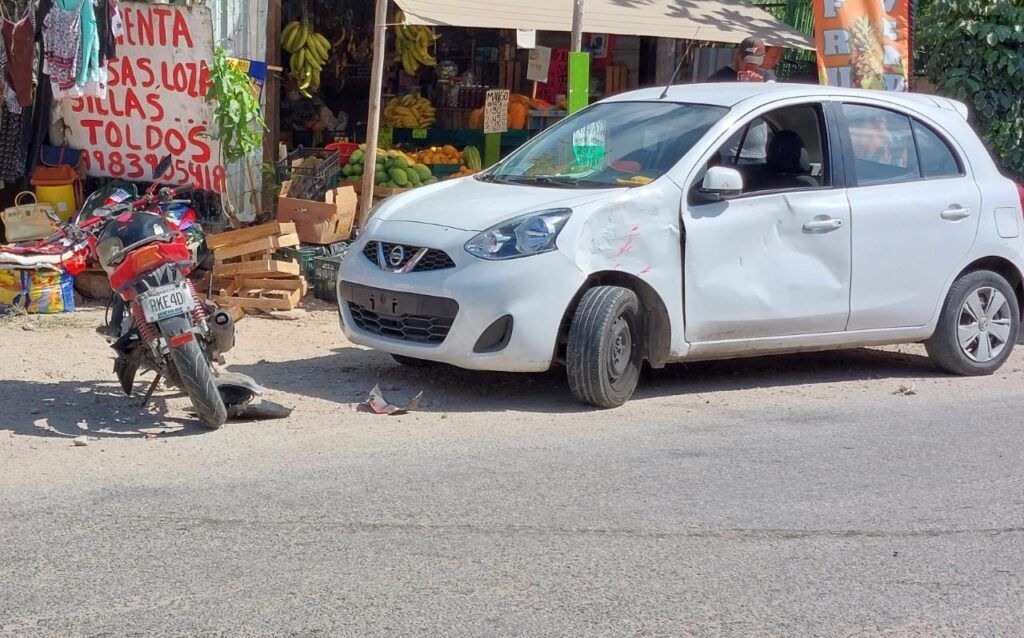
[83,151,226,193]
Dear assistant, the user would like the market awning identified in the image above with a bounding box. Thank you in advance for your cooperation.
[395,0,814,50]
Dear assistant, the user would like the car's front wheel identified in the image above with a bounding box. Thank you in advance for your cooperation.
[926,269,1019,376]
[567,286,644,409]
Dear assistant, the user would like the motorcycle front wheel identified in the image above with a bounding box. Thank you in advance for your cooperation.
[157,315,227,429]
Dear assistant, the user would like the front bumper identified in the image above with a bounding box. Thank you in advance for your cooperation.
[337,220,585,372]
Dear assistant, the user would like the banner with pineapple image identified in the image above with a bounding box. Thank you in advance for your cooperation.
[813,0,910,91]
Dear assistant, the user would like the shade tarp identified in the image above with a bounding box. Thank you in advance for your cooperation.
[395,0,814,50]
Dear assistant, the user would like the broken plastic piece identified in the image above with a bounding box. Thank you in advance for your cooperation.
[364,384,423,415]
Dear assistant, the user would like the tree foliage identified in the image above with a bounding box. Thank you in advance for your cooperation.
[919,0,1024,181]
[205,46,266,163]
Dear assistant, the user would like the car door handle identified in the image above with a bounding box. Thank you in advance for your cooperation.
[803,218,844,231]
[941,206,972,221]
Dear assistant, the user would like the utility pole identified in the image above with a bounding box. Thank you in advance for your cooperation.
[567,0,589,113]
[359,0,389,225]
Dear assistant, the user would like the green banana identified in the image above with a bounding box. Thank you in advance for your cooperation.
[293,24,309,51]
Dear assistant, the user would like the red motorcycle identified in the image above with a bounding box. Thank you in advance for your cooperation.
[71,160,237,428]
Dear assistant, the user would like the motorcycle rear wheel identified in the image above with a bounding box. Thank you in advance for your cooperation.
[157,316,227,429]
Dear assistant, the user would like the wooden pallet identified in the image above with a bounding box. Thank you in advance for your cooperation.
[210,277,307,311]
[206,221,307,312]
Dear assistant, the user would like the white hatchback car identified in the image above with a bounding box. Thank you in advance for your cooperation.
[338,83,1024,407]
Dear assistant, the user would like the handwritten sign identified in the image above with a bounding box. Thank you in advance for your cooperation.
[484,89,510,135]
[527,46,552,83]
[61,3,225,192]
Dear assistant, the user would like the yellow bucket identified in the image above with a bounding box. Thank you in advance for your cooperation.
[34,184,77,222]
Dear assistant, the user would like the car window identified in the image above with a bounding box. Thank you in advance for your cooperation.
[912,120,962,179]
[842,104,920,186]
[490,101,727,188]
[701,103,829,198]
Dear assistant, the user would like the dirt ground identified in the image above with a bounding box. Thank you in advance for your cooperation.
[2,299,1021,467]
[4,301,1024,636]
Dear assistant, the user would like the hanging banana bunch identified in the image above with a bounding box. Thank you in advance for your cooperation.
[282,19,333,97]
[393,10,438,76]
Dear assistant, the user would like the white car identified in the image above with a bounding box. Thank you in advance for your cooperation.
[338,83,1024,408]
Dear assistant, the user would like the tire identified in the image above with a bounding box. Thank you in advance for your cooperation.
[566,286,644,409]
[158,316,227,429]
[391,354,438,368]
[925,270,1019,376]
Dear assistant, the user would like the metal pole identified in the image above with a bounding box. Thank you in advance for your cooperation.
[359,0,390,225]
[570,0,584,52]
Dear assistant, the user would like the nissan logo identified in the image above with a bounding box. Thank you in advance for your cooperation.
[388,245,406,268]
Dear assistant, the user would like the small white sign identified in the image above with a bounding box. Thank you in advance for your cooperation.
[484,89,510,135]
[526,45,552,83]
[516,29,536,49]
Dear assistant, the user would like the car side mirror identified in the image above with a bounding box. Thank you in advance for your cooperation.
[697,166,744,202]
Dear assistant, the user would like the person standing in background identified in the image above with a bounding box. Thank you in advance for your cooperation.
[707,37,774,171]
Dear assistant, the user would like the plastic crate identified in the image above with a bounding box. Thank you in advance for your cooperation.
[276,146,342,184]
[277,241,351,282]
[428,164,461,178]
[313,255,344,302]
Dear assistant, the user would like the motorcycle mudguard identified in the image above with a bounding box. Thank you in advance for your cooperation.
[114,348,144,396]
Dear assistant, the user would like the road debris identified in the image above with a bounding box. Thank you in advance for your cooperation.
[363,384,423,415]
[893,384,917,396]
[72,436,89,447]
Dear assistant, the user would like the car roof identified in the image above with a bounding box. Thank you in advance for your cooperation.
[601,83,969,120]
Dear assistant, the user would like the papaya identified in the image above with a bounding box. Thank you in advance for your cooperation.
[390,168,409,186]
[405,167,422,185]
[423,177,438,185]
[375,170,388,185]
[386,180,398,188]
[468,107,484,130]
[392,156,410,170]
[413,163,432,181]
[508,102,529,130]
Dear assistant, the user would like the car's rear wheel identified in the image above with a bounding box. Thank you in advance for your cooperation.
[567,286,644,409]
[926,270,1019,376]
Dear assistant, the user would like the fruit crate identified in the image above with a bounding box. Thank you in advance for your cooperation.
[276,241,351,283]
[312,255,345,303]
[277,147,342,202]
[428,164,461,178]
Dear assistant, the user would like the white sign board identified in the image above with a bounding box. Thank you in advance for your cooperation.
[61,3,225,192]
[526,46,552,83]
[516,29,536,49]
[484,89,510,135]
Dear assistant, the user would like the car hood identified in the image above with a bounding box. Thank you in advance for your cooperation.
[376,176,627,232]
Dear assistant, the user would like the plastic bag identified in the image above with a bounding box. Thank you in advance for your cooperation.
[0,267,75,313]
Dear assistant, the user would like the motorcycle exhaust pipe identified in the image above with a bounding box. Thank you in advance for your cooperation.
[208,309,236,355]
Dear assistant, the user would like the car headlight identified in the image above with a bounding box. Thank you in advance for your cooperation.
[464,209,572,260]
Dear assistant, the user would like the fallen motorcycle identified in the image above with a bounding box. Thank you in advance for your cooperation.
[68,158,240,428]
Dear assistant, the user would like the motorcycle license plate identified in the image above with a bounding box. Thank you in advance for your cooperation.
[138,282,194,323]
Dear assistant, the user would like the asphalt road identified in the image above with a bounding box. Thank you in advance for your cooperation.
[2,306,1023,636]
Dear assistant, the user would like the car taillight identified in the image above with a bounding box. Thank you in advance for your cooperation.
[1017,183,1024,217]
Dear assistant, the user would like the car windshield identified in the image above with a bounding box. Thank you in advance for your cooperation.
[485,101,727,188]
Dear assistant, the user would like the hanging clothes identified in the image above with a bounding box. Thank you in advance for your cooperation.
[42,0,83,96]
[2,10,36,110]
[0,105,26,181]
[96,0,116,64]
[75,0,102,89]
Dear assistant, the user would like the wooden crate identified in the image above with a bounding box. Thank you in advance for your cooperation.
[605,65,629,96]
[210,277,307,311]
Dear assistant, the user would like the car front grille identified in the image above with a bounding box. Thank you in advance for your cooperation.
[347,302,455,344]
[362,241,456,272]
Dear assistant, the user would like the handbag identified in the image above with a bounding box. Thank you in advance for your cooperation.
[31,145,86,209]
[1,192,60,243]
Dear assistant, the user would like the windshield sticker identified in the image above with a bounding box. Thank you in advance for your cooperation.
[572,121,606,172]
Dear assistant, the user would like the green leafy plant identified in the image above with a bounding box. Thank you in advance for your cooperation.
[205,46,267,224]
[919,0,1024,181]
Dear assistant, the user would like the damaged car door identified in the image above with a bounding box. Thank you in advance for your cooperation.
[683,100,852,344]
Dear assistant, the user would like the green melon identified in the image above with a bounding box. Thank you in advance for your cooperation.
[390,168,409,186]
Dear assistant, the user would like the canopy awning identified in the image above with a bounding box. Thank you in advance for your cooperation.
[395,0,814,50]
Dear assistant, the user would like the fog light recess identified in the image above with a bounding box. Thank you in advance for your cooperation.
[473,315,514,353]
